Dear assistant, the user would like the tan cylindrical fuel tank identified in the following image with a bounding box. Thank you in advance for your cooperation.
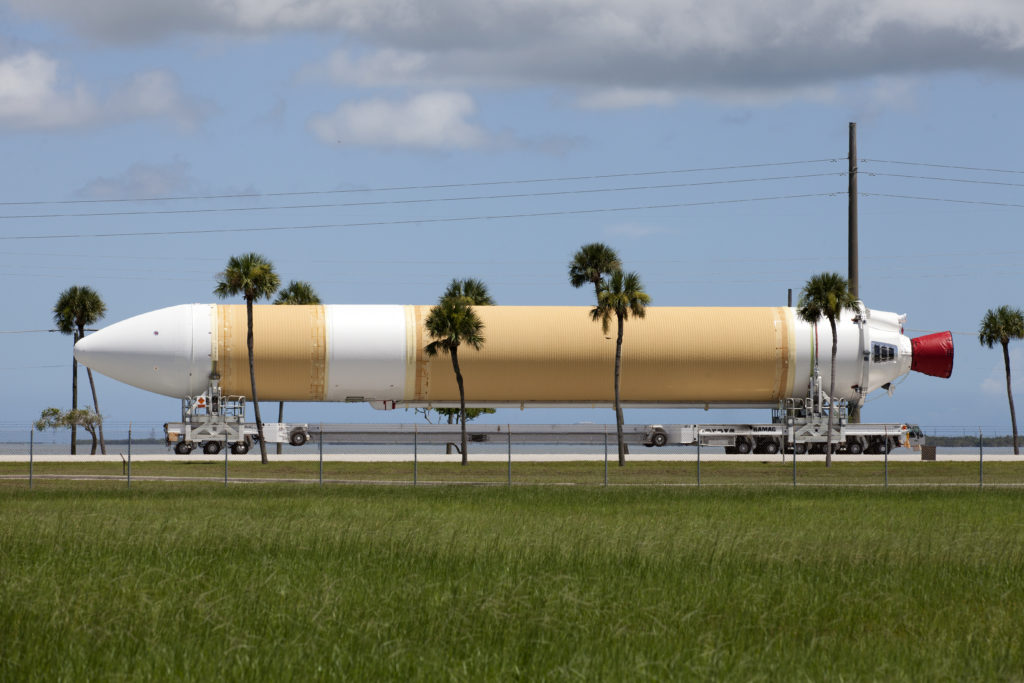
[211,305,795,405]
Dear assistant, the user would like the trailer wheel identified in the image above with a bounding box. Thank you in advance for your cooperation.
[231,441,250,455]
[761,439,780,455]
[203,441,221,455]
[174,441,192,455]
[735,438,752,454]
[289,429,308,447]
[846,438,864,455]
[651,431,668,448]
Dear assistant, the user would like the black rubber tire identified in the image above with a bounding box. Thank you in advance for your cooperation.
[174,441,192,455]
[793,442,808,455]
[231,441,249,455]
[735,438,752,455]
[203,441,221,455]
[762,439,780,455]
[846,439,864,455]
[651,431,668,448]
[289,429,308,447]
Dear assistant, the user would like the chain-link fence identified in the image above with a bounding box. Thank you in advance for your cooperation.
[1,422,1022,489]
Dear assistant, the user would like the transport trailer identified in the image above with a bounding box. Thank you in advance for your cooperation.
[164,384,309,455]
[642,422,923,454]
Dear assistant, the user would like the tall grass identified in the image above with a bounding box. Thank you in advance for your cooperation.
[2,486,1023,680]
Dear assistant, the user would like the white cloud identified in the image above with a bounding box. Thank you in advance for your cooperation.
[0,51,98,128]
[308,91,486,149]
[8,1,1024,101]
[0,50,207,130]
[76,160,198,199]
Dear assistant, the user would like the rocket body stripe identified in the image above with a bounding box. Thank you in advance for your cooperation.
[73,303,943,405]
[324,305,406,401]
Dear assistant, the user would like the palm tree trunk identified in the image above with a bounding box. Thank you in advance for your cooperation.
[71,331,78,455]
[246,297,268,464]
[277,401,284,455]
[1003,341,1019,456]
[827,318,837,468]
[451,347,468,465]
[85,367,107,455]
[615,314,625,467]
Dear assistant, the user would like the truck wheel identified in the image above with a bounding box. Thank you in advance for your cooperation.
[735,438,752,455]
[231,441,250,455]
[846,439,864,455]
[651,431,668,448]
[174,441,192,455]
[289,429,308,447]
[793,442,808,455]
[762,439,780,455]
[203,441,221,455]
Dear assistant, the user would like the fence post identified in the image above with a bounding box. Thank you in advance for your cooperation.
[979,428,984,488]
[224,435,229,488]
[413,425,418,486]
[884,425,889,488]
[29,428,33,490]
[127,423,132,490]
[792,432,797,487]
[507,426,512,488]
[697,430,703,487]
[319,424,324,488]
[603,428,608,487]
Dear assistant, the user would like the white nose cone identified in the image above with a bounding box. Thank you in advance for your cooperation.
[74,304,213,398]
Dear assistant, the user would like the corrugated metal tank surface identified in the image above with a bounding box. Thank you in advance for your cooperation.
[414,306,794,404]
[217,304,326,400]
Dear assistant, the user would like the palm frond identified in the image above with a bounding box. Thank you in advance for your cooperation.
[979,305,1024,348]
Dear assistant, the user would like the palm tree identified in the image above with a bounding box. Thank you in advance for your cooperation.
[569,243,622,299]
[53,286,107,455]
[273,281,322,454]
[425,297,486,465]
[797,272,858,466]
[979,305,1024,455]
[590,269,651,466]
[441,277,495,306]
[214,253,281,464]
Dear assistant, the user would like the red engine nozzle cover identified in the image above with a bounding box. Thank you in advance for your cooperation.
[911,331,954,378]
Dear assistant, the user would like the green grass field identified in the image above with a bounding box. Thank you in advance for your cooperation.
[2,484,1024,680]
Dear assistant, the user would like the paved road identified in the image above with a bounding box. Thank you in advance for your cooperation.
[1,451,1016,463]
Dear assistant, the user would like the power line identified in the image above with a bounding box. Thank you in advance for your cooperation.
[0,173,843,221]
[0,158,840,208]
[866,172,1024,189]
[861,158,1024,175]
[0,192,841,241]
[861,193,1024,209]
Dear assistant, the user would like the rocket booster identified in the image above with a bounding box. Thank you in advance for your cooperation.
[74,303,953,409]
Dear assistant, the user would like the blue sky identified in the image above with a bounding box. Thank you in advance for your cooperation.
[2,0,1023,438]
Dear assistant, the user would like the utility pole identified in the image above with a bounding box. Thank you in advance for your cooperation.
[848,122,858,300]
[848,122,860,423]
